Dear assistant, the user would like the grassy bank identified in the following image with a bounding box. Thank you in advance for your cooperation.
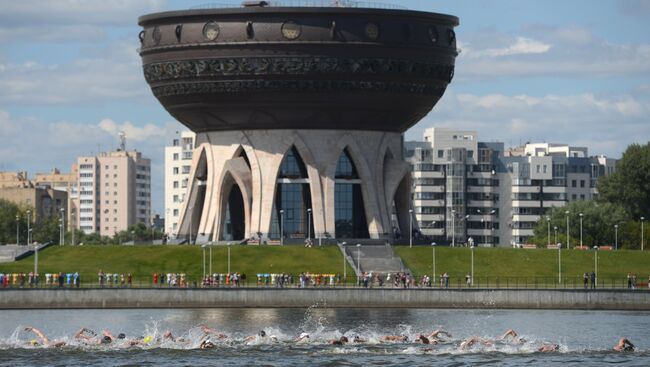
[394,246,650,283]
[0,244,346,283]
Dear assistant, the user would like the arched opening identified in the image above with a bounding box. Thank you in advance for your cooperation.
[222,183,245,241]
[270,146,313,240]
[334,148,369,238]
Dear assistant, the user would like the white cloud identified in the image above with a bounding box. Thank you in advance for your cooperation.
[470,37,551,58]
[406,90,650,158]
[456,27,650,80]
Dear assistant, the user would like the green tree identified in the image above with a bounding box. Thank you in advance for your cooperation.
[597,142,650,219]
[0,199,30,245]
[32,214,61,244]
[529,201,628,248]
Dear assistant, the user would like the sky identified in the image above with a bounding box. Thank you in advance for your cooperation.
[1,0,649,216]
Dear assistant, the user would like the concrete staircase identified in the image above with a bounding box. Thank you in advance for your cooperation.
[340,240,408,275]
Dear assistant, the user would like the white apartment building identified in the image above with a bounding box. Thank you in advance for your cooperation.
[77,150,151,236]
[405,128,617,247]
[164,131,196,236]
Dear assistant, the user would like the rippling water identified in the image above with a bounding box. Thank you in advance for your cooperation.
[0,308,648,366]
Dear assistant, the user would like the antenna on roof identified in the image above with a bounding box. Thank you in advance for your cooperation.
[119,131,127,151]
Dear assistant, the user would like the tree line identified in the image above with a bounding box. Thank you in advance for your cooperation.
[529,142,650,249]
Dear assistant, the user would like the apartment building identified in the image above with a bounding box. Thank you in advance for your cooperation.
[77,150,151,236]
[405,128,617,247]
[164,131,195,236]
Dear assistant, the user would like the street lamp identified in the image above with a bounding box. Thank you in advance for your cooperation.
[131,230,135,245]
[209,243,213,276]
[641,216,645,251]
[431,242,436,286]
[579,213,583,248]
[451,209,456,247]
[26,210,31,246]
[34,243,39,275]
[470,243,475,286]
[409,209,414,248]
[614,224,618,251]
[227,242,232,274]
[356,243,361,275]
[342,242,347,282]
[15,215,19,245]
[557,240,562,284]
[565,210,570,249]
[546,216,551,247]
[279,209,284,246]
[554,226,558,245]
[593,246,598,286]
[307,208,312,243]
[60,208,65,246]
[201,244,207,278]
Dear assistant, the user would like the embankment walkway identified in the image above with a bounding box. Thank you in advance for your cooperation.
[1,288,649,310]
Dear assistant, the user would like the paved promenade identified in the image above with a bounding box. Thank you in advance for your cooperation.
[1,288,649,310]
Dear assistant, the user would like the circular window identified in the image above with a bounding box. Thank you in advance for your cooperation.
[428,26,439,44]
[152,26,161,45]
[365,22,380,40]
[203,21,220,41]
[447,28,456,46]
[281,21,301,40]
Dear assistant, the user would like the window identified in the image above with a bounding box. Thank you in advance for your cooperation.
[438,150,444,158]
[467,150,473,159]
[580,180,585,188]
[173,139,179,147]
[114,165,117,169]
[105,182,109,187]
[173,209,179,216]
[173,195,179,203]
[571,180,577,188]
[105,165,109,170]
[580,194,585,200]
[105,174,109,178]
[536,165,540,173]
[543,165,547,174]
[114,174,117,178]
[173,167,179,175]
[182,165,191,174]
[173,153,179,161]
[114,200,118,204]
[173,181,179,189]
[572,194,577,200]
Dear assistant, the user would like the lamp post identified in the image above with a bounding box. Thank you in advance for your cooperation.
[356,243,361,275]
[209,243,212,276]
[307,208,312,243]
[554,226,558,246]
[565,210,570,249]
[557,241,562,284]
[614,224,618,251]
[26,210,31,246]
[641,216,645,251]
[71,210,76,246]
[546,216,551,247]
[227,242,232,274]
[34,244,39,275]
[279,209,284,246]
[451,209,456,247]
[409,209,413,248]
[593,246,598,286]
[579,213,583,248]
[470,243,475,286]
[60,208,65,246]
[16,215,19,245]
[431,242,436,286]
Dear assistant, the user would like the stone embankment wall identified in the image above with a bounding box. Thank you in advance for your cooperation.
[1,289,648,310]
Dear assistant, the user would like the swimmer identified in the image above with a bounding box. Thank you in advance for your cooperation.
[537,343,560,353]
[329,336,349,345]
[23,326,66,348]
[500,328,526,344]
[416,334,432,345]
[201,325,228,339]
[459,336,492,350]
[199,337,216,349]
[429,329,451,339]
[74,327,97,341]
[381,335,408,342]
[352,335,367,343]
[613,338,635,352]
[244,330,268,343]
[295,332,310,344]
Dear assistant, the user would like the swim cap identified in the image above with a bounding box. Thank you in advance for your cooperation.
[117,333,126,339]
[259,330,266,337]
[101,335,112,344]
[143,336,153,344]
[30,339,39,346]
[299,332,309,339]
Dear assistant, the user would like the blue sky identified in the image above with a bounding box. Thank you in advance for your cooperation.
[1,0,649,215]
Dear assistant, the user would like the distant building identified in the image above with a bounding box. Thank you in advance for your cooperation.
[77,150,151,236]
[0,176,68,225]
[0,171,31,189]
[164,131,195,237]
[405,128,617,247]
[33,166,79,231]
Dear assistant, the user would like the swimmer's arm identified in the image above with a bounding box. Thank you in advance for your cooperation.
[26,327,49,345]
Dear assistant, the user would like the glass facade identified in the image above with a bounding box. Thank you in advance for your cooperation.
[334,149,369,238]
[271,147,313,239]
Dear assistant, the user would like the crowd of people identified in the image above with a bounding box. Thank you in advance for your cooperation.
[151,272,190,287]
[97,271,132,288]
[17,325,636,354]
[0,272,82,288]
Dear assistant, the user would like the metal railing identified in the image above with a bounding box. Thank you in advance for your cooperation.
[0,275,648,290]
[191,1,407,10]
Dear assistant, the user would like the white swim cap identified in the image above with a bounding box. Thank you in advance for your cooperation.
[299,332,309,339]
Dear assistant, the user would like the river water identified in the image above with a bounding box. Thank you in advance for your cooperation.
[0,308,647,366]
